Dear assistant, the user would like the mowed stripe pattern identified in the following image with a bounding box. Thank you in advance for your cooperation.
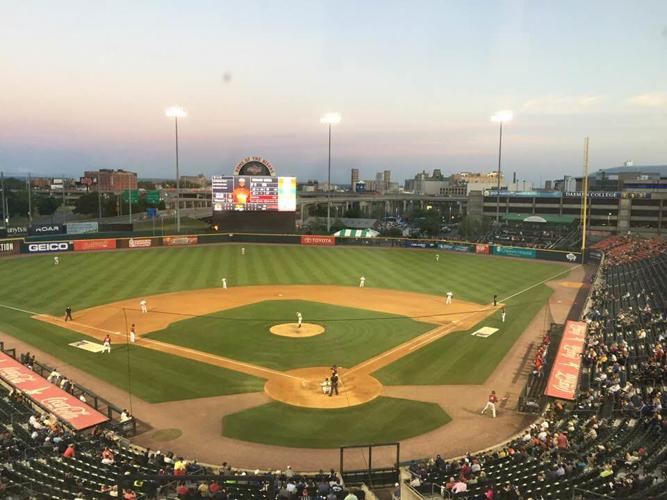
[0,245,564,315]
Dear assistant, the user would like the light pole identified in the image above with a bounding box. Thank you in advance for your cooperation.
[320,112,341,233]
[491,110,513,225]
[166,106,187,233]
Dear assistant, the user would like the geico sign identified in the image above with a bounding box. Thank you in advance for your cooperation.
[28,242,70,253]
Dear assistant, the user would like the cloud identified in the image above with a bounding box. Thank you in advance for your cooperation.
[521,95,604,114]
[628,92,667,109]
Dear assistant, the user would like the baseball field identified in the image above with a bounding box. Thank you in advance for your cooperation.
[0,244,574,454]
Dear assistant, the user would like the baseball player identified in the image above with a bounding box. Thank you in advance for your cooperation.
[241,247,246,255]
[501,308,506,323]
[493,295,498,307]
[102,335,111,354]
[129,324,136,344]
[329,372,340,396]
[65,306,73,322]
[139,299,148,314]
[221,278,227,289]
[297,312,303,329]
[435,254,439,263]
[481,390,498,418]
[359,276,366,288]
[445,291,453,304]
[54,256,59,265]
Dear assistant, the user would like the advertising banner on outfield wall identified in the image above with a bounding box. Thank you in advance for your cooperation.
[0,352,109,430]
[475,244,490,255]
[437,243,472,253]
[545,320,588,400]
[535,249,581,263]
[163,235,198,246]
[73,239,117,251]
[122,237,157,249]
[0,241,20,257]
[300,235,335,246]
[22,241,73,254]
[66,222,99,235]
[405,240,438,248]
[28,223,65,236]
[5,225,29,237]
[492,245,537,259]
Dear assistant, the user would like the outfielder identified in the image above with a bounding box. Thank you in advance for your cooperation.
[481,390,498,418]
[241,247,246,255]
[435,254,439,263]
[129,324,136,343]
[445,291,453,304]
[221,278,227,289]
[297,312,303,329]
[54,256,59,265]
[359,276,366,288]
[139,299,148,313]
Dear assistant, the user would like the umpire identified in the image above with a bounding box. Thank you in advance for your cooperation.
[65,306,73,322]
[329,372,339,396]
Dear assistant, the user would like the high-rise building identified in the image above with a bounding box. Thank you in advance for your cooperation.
[351,168,359,191]
[84,169,138,194]
[383,170,391,191]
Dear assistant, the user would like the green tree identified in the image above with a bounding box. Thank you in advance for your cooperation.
[35,195,62,216]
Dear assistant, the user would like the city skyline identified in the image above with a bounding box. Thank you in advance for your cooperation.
[2,1,666,183]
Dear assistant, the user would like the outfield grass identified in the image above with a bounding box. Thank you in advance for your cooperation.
[147,300,433,370]
[0,308,264,403]
[222,397,451,448]
[374,285,553,385]
[0,245,565,316]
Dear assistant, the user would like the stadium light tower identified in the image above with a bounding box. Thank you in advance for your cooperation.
[320,112,341,233]
[491,110,513,224]
[165,106,187,233]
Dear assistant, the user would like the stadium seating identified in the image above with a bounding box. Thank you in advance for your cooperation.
[481,221,581,250]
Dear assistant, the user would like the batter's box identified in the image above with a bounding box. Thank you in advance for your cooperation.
[471,327,499,338]
[68,340,106,353]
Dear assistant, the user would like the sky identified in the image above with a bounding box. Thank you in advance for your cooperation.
[1,0,666,184]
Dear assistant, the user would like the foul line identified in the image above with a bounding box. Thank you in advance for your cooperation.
[499,265,581,303]
[0,302,40,316]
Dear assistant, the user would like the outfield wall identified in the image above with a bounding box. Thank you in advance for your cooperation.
[0,232,582,264]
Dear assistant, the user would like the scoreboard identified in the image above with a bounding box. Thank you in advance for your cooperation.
[212,176,296,212]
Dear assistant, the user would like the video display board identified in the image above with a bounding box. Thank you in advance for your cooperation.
[212,176,296,212]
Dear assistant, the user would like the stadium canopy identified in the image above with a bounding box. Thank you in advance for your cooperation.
[502,214,577,224]
[334,228,380,238]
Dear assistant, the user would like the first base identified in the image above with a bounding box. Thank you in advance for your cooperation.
[471,327,499,338]
[69,340,106,353]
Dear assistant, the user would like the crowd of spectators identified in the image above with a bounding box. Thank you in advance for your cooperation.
[592,235,667,267]
[482,222,579,250]
[408,242,666,498]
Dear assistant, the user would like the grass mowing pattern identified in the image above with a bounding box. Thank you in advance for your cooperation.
[147,300,434,371]
[0,308,264,403]
[222,397,451,448]
[0,245,564,315]
[374,285,553,385]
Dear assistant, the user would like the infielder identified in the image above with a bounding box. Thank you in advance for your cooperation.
[501,308,506,323]
[54,256,59,265]
[139,299,148,313]
[102,335,111,354]
[481,390,498,418]
[129,324,136,343]
[445,291,453,304]
[297,312,303,329]
[221,278,227,289]
[359,276,366,288]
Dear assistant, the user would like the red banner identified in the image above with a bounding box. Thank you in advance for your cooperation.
[545,320,588,400]
[163,236,198,246]
[475,244,490,255]
[0,352,109,430]
[73,239,117,252]
[300,235,335,246]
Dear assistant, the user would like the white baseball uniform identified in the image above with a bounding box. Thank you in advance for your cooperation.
[241,247,245,255]
[129,328,136,343]
[435,254,439,262]
[102,338,111,354]
[359,276,366,288]
[140,300,147,313]
[54,256,59,265]
[446,291,453,304]
[297,312,303,328]
[501,310,506,323]
[222,278,227,289]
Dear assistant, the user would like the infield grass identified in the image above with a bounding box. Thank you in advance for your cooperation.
[222,397,451,448]
[146,300,433,371]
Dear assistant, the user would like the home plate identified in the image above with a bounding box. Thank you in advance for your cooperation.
[69,340,106,353]
[471,327,499,338]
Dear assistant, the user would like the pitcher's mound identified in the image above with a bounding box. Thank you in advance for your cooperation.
[264,367,382,409]
[270,323,325,338]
